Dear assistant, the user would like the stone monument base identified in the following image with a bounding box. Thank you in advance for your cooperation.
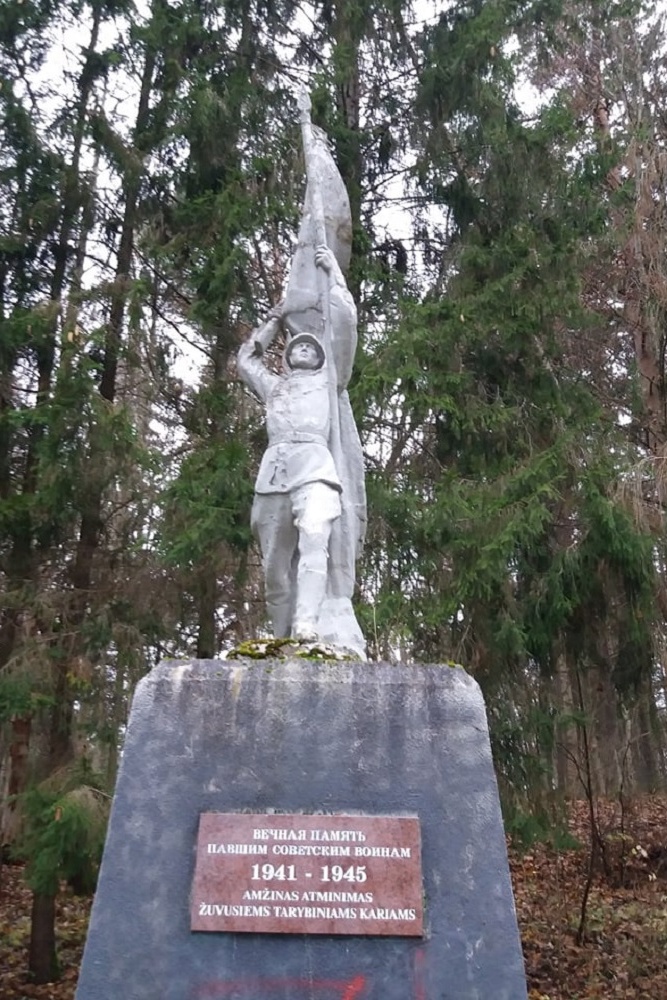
[76,659,527,1000]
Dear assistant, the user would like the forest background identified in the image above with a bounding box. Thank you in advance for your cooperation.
[1,0,667,988]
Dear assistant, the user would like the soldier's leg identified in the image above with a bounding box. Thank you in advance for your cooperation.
[290,483,341,641]
[251,494,297,638]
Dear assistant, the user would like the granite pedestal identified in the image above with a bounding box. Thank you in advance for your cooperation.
[76,659,527,1000]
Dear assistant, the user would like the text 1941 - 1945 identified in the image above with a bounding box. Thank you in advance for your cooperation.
[190,812,423,937]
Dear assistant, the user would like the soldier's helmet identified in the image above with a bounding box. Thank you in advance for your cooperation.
[284,333,325,371]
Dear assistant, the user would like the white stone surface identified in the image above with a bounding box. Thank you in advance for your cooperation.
[237,91,366,656]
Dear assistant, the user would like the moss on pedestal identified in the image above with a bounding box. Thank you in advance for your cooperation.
[228,638,355,661]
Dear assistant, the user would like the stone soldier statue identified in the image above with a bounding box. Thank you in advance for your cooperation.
[237,89,366,656]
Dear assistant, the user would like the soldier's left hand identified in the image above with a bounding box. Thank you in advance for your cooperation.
[268,299,285,320]
[315,244,334,273]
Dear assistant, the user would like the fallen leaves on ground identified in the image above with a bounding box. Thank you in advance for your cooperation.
[513,794,667,1000]
[1,795,666,999]
[0,866,89,1000]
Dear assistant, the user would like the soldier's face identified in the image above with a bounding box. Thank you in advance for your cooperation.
[289,342,320,370]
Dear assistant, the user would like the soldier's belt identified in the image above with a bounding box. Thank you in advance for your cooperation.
[270,434,329,447]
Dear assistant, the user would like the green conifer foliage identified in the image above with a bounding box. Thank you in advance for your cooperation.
[2,0,667,978]
[15,759,109,982]
[358,0,665,809]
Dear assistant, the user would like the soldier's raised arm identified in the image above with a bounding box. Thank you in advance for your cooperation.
[237,307,283,401]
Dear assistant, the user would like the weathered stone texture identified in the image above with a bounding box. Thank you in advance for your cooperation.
[76,660,527,1000]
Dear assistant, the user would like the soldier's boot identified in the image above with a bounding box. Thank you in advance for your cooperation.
[292,567,327,642]
[267,601,292,640]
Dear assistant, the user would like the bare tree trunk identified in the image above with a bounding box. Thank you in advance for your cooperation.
[0,716,32,850]
[553,655,578,794]
[630,685,662,792]
[588,665,623,796]
[196,568,218,659]
[28,892,58,984]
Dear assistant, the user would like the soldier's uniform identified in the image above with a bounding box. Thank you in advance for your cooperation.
[237,337,341,639]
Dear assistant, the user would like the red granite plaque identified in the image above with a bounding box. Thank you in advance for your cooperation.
[191,812,423,936]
